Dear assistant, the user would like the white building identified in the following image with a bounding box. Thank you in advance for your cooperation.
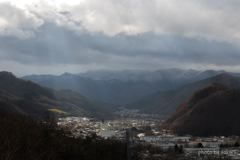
[99,130,116,138]
[140,135,190,143]
[140,136,162,142]
[171,136,190,142]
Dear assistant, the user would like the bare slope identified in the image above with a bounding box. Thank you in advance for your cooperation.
[161,83,240,136]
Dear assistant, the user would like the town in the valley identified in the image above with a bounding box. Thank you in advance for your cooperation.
[57,108,240,160]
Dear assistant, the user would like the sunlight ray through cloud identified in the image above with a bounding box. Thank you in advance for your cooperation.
[0,0,240,76]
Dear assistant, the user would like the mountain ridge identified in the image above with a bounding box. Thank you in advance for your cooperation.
[0,71,113,119]
[161,83,240,136]
[21,72,158,105]
[21,69,240,105]
[78,69,238,83]
[126,73,240,115]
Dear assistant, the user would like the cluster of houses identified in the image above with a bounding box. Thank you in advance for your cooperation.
[116,107,167,121]
[97,131,240,159]
[138,135,240,159]
[57,117,102,138]
[57,116,161,138]
[57,116,240,159]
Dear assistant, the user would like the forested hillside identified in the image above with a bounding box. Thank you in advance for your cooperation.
[127,73,240,115]
[161,83,240,136]
[0,71,113,119]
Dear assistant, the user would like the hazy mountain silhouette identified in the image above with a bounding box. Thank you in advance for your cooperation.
[21,69,240,105]
[22,73,157,105]
[0,71,113,119]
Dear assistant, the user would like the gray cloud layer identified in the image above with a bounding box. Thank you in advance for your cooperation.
[0,1,240,76]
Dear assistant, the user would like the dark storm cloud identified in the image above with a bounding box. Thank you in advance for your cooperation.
[0,21,240,68]
[0,1,240,76]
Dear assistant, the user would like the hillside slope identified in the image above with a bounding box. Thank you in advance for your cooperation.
[0,71,113,119]
[126,73,240,115]
[161,83,240,136]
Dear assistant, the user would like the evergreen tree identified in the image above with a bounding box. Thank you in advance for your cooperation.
[234,142,240,147]
[197,143,203,148]
[178,145,183,154]
[174,144,179,153]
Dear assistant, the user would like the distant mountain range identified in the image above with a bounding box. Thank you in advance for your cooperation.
[126,73,240,115]
[0,71,113,119]
[21,69,240,105]
[5,68,240,125]
[161,83,240,136]
[22,72,157,105]
[79,68,240,83]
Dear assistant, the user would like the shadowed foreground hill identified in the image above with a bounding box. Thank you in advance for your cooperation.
[161,83,240,136]
[0,108,125,160]
[126,73,240,115]
[0,71,113,119]
[0,108,164,160]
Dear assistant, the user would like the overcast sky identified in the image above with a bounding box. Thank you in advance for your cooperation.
[0,0,240,76]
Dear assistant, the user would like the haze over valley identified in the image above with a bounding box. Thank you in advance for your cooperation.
[21,69,240,106]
